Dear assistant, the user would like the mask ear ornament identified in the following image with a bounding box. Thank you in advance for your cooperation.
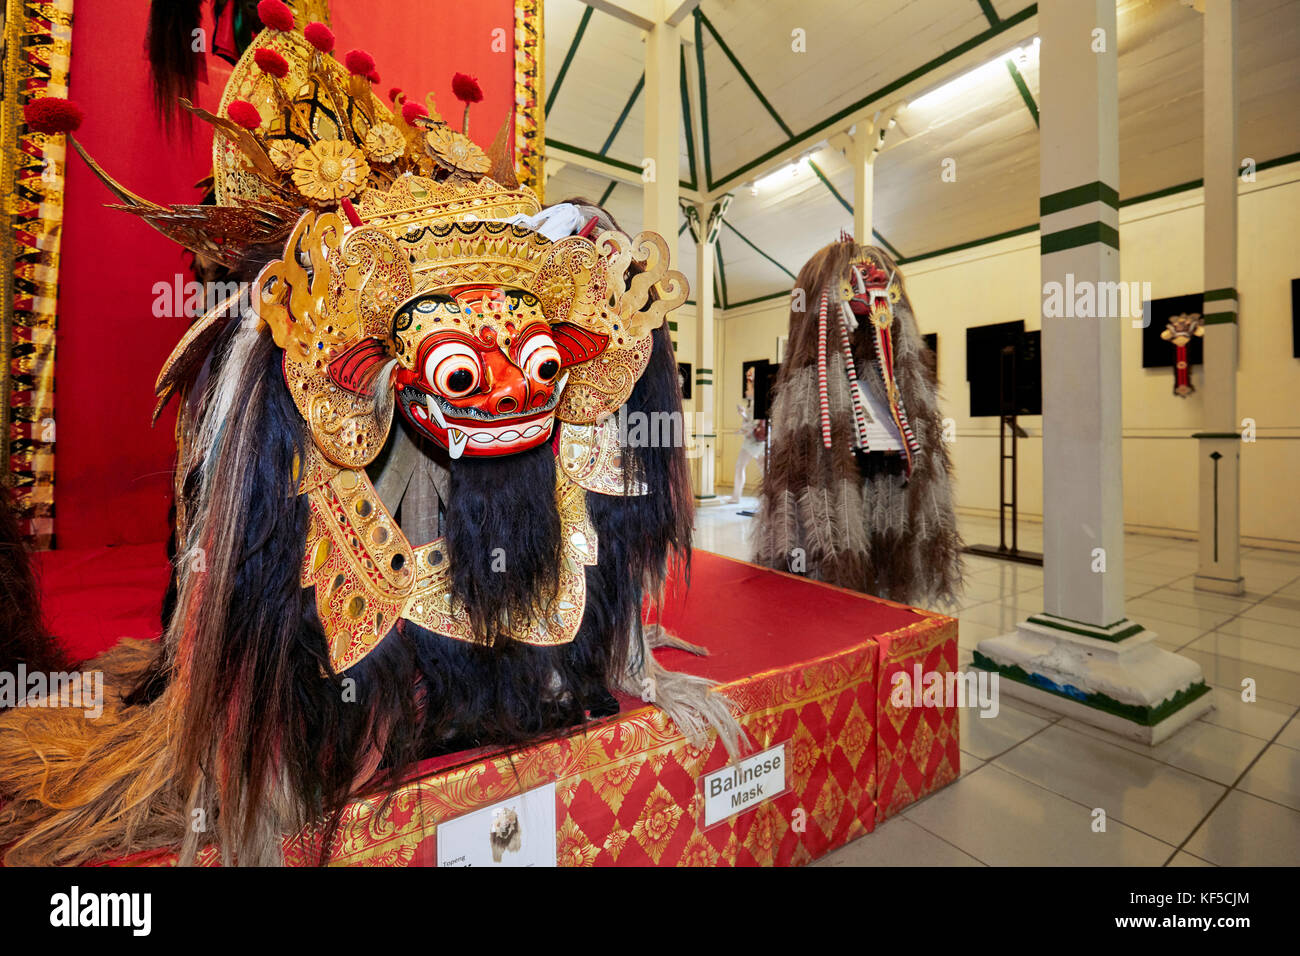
[256,210,414,467]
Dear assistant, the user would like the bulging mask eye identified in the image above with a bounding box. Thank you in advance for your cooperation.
[518,331,562,384]
[424,342,482,398]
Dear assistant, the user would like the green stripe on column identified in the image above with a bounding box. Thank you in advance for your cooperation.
[668,320,678,331]
[1040,181,1120,216]
[1202,312,1237,325]
[1041,221,1119,254]
[697,368,712,374]
[1203,287,1238,301]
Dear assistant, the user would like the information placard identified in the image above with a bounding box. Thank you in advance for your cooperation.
[702,742,788,827]
[437,782,557,867]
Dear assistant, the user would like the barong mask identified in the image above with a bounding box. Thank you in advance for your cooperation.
[3,1,742,871]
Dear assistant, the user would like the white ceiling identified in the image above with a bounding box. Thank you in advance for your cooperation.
[543,0,1300,307]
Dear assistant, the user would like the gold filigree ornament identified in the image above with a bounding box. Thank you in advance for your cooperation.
[255,209,414,467]
[425,125,491,176]
[301,461,599,671]
[546,230,689,424]
[292,139,371,202]
[363,122,406,164]
[268,139,305,171]
[559,420,647,496]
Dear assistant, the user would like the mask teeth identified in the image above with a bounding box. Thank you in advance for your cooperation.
[425,393,449,428]
[447,427,469,459]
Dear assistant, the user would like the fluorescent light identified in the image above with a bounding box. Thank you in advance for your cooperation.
[907,36,1040,111]
[754,155,809,192]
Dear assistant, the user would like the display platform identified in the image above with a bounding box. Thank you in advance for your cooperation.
[34,547,958,866]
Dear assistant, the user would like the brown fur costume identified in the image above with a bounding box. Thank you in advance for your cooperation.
[753,241,962,608]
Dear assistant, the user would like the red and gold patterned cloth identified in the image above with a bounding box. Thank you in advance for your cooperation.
[106,552,959,866]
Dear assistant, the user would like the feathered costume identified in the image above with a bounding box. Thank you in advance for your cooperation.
[0,5,737,866]
[754,240,962,608]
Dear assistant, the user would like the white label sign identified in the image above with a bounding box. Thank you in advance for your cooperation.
[702,743,787,827]
[437,782,557,867]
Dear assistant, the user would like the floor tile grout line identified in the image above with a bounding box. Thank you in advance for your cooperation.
[923,726,1184,859]
[988,717,1266,848]
[1161,700,1300,866]
[880,812,990,867]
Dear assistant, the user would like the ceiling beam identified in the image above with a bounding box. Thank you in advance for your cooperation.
[682,33,707,193]
[1005,58,1040,127]
[546,7,594,114]
[547,140,645,186]
[545,139,704,202]
[666,0,700,27]
[703,3,1039,197]
[574,0,655,32]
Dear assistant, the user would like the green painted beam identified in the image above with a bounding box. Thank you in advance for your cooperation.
[601,73,644,156]
[900,223,1039,264]
[548,138,642,175]
[711,3,1039,190]
[976,0,1000,27]
[807,160,905,261]
[872,231,906,263]
[895,151,1300,266]
[721,219,796,281]
[714,235,729,309]
[681,45,698,191]
[808,159,852,214]
[725,289,792,310]
[693,11,714,190]
[546,7,594,115]
[598,180,618,207]
[696,10,793,139]
[1005,58,1039,127]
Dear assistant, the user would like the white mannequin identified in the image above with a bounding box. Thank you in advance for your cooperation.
[727,366,766,503]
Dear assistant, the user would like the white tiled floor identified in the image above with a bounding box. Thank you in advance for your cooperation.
[694,501,1300,866]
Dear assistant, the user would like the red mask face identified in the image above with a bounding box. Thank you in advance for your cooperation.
[846,260,893,316]
[392,286,566,458]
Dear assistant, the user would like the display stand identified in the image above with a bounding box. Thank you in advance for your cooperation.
[55,551,960,867]
[964,345,1043,566]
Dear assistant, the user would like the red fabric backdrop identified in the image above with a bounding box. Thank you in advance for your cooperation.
[57,3,231,548]
[332,1,515,147]
[55,0,515,549]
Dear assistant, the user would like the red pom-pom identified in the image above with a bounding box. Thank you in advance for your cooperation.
[23,97,83,135]
[253,47,290,78]
[344,49,375,77]
[401,101,428,125]
[227,100,263,130]
[451,72,483,104]
[256,0,295,32]
[303,22,335,53]
[367,70,380,85]
[388,87,404,103]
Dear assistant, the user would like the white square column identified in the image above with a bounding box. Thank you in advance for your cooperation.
[976,0,1211,743]
[1194,0,1245,595]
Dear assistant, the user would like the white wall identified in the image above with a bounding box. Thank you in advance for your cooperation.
[710,161,1300,548]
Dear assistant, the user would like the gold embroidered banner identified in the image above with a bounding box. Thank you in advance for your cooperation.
[514,0,544,200]
[1,0,72,548]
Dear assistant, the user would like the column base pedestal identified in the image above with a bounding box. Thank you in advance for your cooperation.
[974,616,1213,745]
[1194,572,1246,596]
